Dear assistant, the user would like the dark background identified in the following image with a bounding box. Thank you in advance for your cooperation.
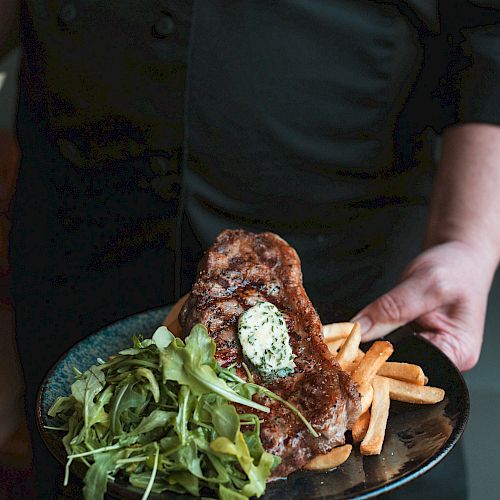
[1,47,499,499]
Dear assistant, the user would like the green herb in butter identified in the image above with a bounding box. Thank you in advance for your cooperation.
[238,301,296,379]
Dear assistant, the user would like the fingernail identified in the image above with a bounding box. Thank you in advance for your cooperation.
[354,316,372,336]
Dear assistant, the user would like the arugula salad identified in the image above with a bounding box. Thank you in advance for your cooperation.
[46,324,314,499]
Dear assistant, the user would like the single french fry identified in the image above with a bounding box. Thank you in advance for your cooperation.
[359,382,374,415]
[163,293,190,337]
[377,362,426,386]
[355,350,365,362]
[326,338,345,355]
[352,341,394,387]
[336,322,361,370]
[352,410,371,442]
[342,350,365,373]
[379,376,445,404]
[360,377,390,455]
[303,444,352,471]
[322,322,354,341]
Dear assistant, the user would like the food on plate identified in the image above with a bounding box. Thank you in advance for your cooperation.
[351,410,371,442]
[382,376,445,404]
[358,382,375,415]
[360,376,390,455]
[46,229,446,499]
[303,444,353,471]
[237,301,296,379]
[336,322,362,371]
[179,229,361,477]
[47,325,288,500]
[351,341,394,387]
[322,316,446,460]
[322,322,354,341]
[377,362,427,385]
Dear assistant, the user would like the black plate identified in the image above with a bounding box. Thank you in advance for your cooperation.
[37,305,469,499]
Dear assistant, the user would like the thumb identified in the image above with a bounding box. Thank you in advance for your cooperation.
[351,274,443,341]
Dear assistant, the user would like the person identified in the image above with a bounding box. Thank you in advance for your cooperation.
[1,0,499,498]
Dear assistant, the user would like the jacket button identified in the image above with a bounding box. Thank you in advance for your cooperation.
[58,3,77,25]
[150,156,171,175]
[152,15,174,38]
[58,139,86,167]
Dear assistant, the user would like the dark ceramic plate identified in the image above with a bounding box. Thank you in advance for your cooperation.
[37,305,469,499]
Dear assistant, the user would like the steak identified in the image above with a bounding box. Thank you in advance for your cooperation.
[179,229,361,477]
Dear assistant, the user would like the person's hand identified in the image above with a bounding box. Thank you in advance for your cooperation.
[163,293,189,337]
[352,241,497,371]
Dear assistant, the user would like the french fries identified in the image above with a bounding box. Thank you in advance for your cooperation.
[359,382,374,415]
[351,341,393,386]
[303,444,352,471]
[336,322,361,370]
[163,293,190,337]
[377,362,426,385]
[315,320,446,465]
[325,337,345,354]
[351,410,370,442]
[342,351,365,373]
[322,322,354,341]
[380,375,445,404]
[360,376,390,455]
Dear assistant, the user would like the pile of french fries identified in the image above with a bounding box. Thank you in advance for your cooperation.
[304,321,445,471]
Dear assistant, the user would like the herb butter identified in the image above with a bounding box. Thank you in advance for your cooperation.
[238,301,296,379]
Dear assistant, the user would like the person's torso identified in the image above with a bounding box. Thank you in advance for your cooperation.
[17,0,440,305]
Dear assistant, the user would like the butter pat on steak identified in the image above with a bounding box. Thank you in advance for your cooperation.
[179,229,361,477]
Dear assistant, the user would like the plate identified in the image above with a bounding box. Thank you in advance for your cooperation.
[37,305,469,499]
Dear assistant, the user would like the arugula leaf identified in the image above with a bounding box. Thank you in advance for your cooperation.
[134,367,160,403]
[160,338,187,382]
[62,413,82,456]
[128,409,175,436]
[219,484,249,500]
[185,323,217,366]
[151,326,175,351]
[133,336,155,349]
[161,326,269,413]
[240,450,276,498]
[71,365,105,404]
[82,450,124,500]
[211,403,240,441]
[239,414,264,463]
[48,323,286,500]
[109,381,147,436]
[210,431,274,498]
[142,442,160,500]
[168,470,200,497]
[178,440,204,479]
[129,471,170,493]
[175,386,194,445]
[87,385,114,429]
[48,396,76,418]
[159,435,180,452]
[118,347,143,356]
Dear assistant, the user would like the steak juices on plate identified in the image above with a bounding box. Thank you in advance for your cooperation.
[180,229,361,477]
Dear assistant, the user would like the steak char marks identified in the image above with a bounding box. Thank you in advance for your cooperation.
[179,229,360,477]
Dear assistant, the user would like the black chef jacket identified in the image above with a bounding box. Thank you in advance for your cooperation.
[10,0,500,498]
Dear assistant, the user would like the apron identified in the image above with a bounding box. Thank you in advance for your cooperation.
[11,0,467,497]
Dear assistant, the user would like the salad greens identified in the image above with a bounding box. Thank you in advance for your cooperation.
[47,324,315,499]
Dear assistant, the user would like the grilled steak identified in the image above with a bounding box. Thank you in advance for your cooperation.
[179,229,361,477]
